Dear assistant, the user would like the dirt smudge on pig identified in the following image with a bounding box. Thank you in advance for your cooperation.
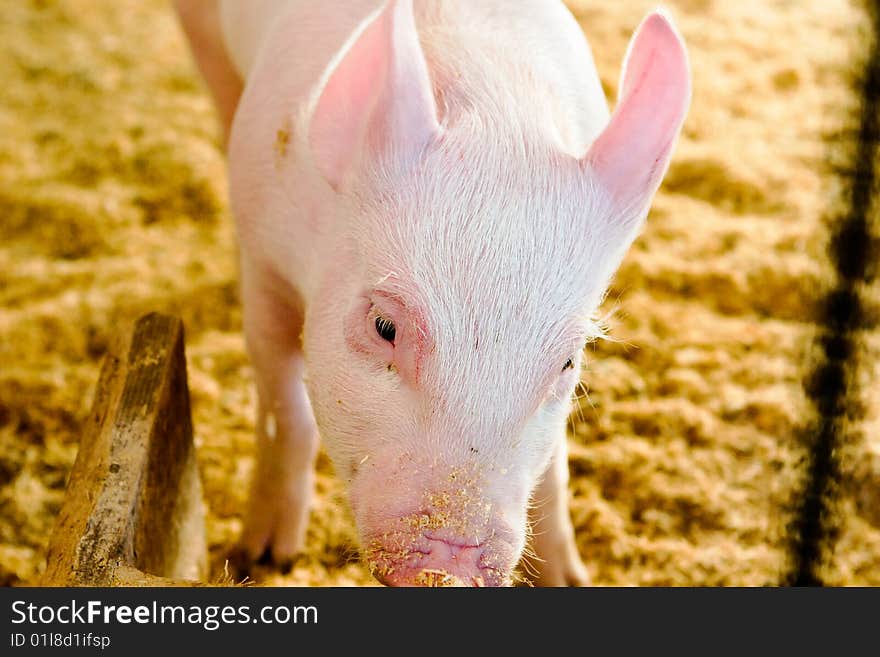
[274,118,292,165]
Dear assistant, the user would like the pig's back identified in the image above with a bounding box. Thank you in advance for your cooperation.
[221,0,608,155]
[219,0,380,80]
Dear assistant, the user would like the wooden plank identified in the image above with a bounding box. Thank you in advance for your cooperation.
[42,313,206,586]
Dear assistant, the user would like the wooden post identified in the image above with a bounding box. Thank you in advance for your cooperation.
[42,313,207,586]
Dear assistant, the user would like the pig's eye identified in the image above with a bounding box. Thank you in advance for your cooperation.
[562,359,574,372]
[375,315,396,344]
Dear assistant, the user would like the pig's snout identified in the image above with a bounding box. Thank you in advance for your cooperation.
[352,463,524,587]
[367,530,516,587]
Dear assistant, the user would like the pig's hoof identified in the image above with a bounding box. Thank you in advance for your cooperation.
[271,553,297,575]
[227,543,302,578]
[255,548,296,574]
[237,466,313,574]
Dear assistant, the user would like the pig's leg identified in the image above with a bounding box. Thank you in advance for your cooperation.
[528,437,591,586]
[236,263,319,570]
[173,0,243,145]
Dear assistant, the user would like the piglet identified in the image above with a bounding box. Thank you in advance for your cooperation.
[174,0,691,586]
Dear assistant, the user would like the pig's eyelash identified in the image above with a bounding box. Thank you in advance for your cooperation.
[561,358,574,372]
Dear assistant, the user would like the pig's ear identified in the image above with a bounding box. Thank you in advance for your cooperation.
[308,0,439,190]
[584,11,691,220]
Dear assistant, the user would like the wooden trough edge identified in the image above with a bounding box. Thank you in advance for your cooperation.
[42,312,207,586]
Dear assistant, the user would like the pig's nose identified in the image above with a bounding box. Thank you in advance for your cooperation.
[372,536,505,587]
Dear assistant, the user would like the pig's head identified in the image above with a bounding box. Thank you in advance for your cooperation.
[299,1,690,586]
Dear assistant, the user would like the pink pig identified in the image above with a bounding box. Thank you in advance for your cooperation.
[174,0,691,586]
